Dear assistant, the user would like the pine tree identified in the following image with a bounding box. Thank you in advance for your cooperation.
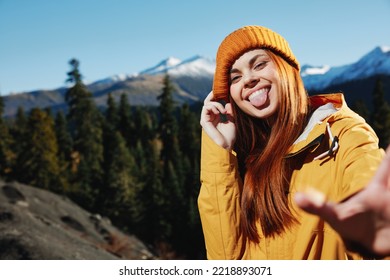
[11,107,28,153]
[9,107,28,182]
[158,75,180,165]
[175,103,203,258]
[178,104,199,155]
[106,93,119,129]
[102,129,142,228]
[158,74,183,186]
[65,58,104,210]
[101,95,143,228]
[0,96,14,178]
[371,77,390,148]
[117,93,135,148]
[157,74,187,255]
[17,108,61,192]
[133,106,157,146]
[136,139,166,244]
[54,111,73,193]
[66,58,83,84]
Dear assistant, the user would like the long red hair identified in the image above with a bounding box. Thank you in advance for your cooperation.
[229,50,310,243]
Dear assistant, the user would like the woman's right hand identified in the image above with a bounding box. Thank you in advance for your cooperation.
[200,91,236,150]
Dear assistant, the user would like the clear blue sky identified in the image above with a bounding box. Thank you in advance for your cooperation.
[1,0,389,95]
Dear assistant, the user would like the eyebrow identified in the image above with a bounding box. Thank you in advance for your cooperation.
[230,54,267,74]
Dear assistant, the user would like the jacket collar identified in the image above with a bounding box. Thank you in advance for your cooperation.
[286,93,345,158]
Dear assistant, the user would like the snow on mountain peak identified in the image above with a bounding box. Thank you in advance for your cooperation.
[380,45,390,53]
[301,65,331,77]
[168,55,215,77]
[89,73,136,87]
[166,56,182,66]
[139,57,182,75]
[139,55,215,77]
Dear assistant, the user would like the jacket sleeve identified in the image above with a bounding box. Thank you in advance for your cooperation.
[198,130,243,259]
[330,114,385,259]
[331,113,385,201]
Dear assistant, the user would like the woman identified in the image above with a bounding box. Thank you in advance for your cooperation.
[198,25,384,259]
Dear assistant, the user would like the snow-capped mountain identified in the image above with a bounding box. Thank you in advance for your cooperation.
[151,56,215,77]
[144,55,215,77]
[91,55,215,87]
[302,46,390,91]
[2,46,390,118]
[139,56,182,75]
[89,73,136,86]
[94,45,389,91]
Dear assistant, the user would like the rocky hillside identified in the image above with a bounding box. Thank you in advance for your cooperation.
[0,179,155,260]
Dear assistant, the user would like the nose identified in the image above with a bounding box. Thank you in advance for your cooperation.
[243,73,259,88]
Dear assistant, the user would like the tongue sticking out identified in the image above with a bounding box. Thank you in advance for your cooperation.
[249,90,268,107]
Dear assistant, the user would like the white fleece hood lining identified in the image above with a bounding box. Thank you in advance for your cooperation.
[294,103,338,145]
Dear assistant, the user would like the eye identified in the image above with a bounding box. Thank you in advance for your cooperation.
[230,74,241,84]
[254,61,267,70]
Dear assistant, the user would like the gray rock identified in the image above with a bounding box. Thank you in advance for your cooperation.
[0,180,155,260]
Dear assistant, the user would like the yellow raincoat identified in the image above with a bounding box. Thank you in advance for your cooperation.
[198,93,384,259]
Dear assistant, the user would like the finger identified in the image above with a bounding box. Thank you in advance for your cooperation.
[295,188,325,210]
[203,102,227,115]
[201,105,227,128]
[204,91,214,104]
[225,103,234,117]
[294,189,338,222]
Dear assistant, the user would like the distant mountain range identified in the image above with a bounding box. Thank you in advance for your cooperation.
[2,46,390,117]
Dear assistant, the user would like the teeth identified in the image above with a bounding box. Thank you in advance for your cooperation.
[248,88,268,101]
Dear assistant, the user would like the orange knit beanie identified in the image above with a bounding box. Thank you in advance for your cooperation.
[212,25,299,101]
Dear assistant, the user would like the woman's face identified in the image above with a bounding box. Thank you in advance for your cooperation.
[229,49,279,119]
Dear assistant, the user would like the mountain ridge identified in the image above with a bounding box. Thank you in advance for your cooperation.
[302,46,390,91]
[2,46,390,118]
